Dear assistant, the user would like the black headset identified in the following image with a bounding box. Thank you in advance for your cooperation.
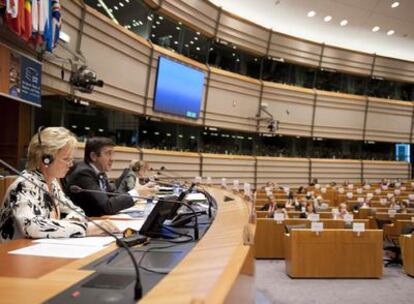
[37,126,54,166]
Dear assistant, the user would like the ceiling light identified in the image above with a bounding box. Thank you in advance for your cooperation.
[194,37,198,41]
[152,25,156,29]
[190,41,194,44]
[156,21,160,25]
[125,0,129,2]
[391,1,400,8]
[372,26,380,32]
[307,11,316,17]
[113,5,118,10]
[324,15,332,22]
[340,19,348,26]
[176,26,181,30]
[158,16,164,20]
[387,30,395,36]
[196,47,200,51]
[174,41,178,45]
[196,32,200,35]
[119,3,124,7]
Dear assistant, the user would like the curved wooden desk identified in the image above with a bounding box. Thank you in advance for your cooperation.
[0,187,253,304]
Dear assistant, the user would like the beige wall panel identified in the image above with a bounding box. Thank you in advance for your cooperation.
[261,84,314,136]
[363,161,410,182]
[217,13,269,55]
[145,50,206,125]
[365,98,412,143]
[313,93,366,140]
[161,0,218,36]
[269,33,321,67]
[202,155,255,185]
[204,72,260,131]
[311,159,361,184]
[321,47,373,76]
[142,149,200,180]
[42,61,73,94]
[256,157,309,187]
[373,56,414,83]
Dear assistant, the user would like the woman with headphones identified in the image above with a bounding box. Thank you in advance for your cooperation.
[0,127,118,242]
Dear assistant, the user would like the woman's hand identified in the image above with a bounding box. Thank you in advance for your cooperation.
[86,220,121,236]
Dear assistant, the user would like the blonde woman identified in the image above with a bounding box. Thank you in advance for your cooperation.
[0,127,117,242]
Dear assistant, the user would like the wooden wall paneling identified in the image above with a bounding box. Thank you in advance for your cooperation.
[362,160,410,183]
[365,98,412,143]
[204,69,260,131]
[160,0,218,37]
[201,154,256,186]
[268,32,322,67]
[256,157,309,188]
[142,149,201,181]
[311,159,362,184]
[320,46,373,76]
[216,12,269,55]
[313,91,366,140]
[373,56,414,83]
[261,83,314,136]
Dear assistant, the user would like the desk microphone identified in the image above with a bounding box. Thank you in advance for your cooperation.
[70,184,200,240]
[0,159,143,300]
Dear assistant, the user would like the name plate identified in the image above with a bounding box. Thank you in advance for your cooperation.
[308,213,320,221]
[357,197,364,203]
[311,222,323,232]
[388,209,397,218]
[273,213,285,223]
[344,214,354,223]
[353,223,365,233]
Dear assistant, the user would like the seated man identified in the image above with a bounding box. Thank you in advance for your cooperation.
[65,137,136,216]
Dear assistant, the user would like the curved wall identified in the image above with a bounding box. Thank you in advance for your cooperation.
[35,0,414,143]
[73,146,410,187]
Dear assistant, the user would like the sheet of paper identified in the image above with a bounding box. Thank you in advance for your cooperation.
[33,236,114,247]
[9,243,104,259]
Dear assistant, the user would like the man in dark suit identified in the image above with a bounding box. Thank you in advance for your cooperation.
[65,137,135,216]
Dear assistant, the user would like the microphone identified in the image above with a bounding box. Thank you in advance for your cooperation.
[70,184,200,240]
[0,159,143,300]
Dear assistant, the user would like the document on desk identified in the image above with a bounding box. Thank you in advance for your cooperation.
[8,243,105,259]
[33,236,115,247]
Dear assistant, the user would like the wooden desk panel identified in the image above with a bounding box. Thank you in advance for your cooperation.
[254,219,369,259]
[400,234,414,277]
[285,229,383,278]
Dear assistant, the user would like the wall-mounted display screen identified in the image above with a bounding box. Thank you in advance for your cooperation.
[153,56,204,119]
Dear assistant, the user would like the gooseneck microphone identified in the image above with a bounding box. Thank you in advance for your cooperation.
[70,184,200,240]
[0,159,143,300]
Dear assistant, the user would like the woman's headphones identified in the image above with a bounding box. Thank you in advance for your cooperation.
[38,126,54,166]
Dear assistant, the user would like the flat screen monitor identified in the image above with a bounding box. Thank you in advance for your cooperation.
[153,56,204,119]
[139,199,181,238]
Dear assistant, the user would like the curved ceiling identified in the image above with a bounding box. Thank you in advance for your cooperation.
[209,0,414,62]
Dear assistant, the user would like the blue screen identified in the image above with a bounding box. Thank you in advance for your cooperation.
[153,56,204,119]
[395,144,410,162]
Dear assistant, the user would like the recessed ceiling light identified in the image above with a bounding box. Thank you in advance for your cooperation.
[324,15,332,22]
[387,30,395,36]
[307,10,316,18]
[340,19,348,26]
[391,1,400,8]
[372,26,380,32]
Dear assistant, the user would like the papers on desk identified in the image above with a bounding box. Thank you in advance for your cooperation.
[33,236,114,247]
[8,219,145,259]
[9,243,107,259]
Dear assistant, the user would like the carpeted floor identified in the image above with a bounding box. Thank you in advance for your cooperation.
[255,260,414,304]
